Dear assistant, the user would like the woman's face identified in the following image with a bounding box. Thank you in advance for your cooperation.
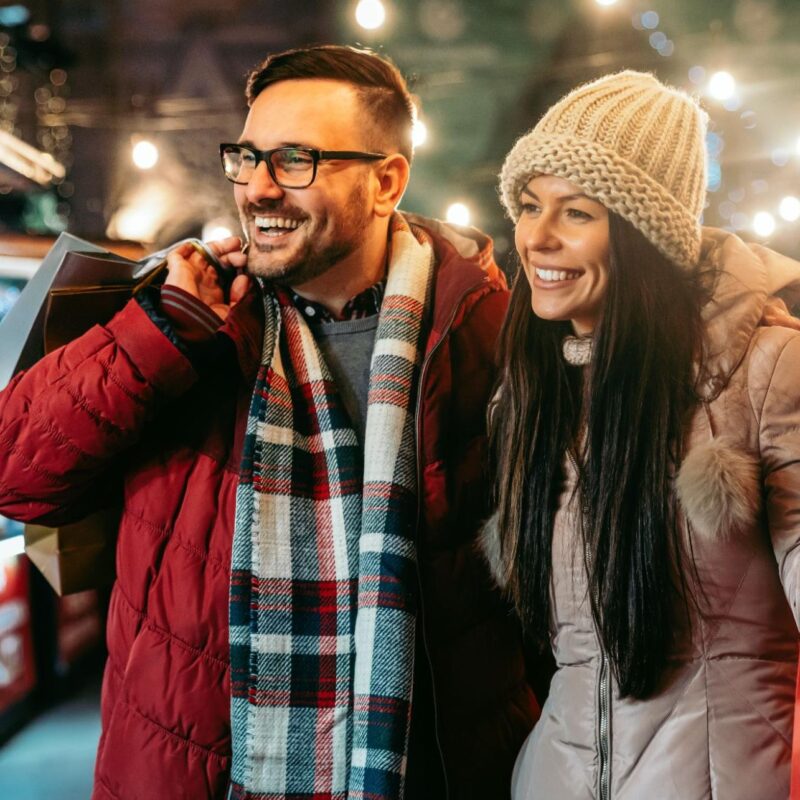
[515,174,610,335]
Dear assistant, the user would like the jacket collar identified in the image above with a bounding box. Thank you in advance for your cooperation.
[226,212,506,384]
[401,212,505,345]
[697,227,800,400]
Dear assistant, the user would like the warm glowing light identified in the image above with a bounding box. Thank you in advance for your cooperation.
[753,211,776,237]
[132,140,159,170]
[446,202,471,227]
[595,0,619,6]
[116,207,159,240]
[708,71,736,101]
[779,196,800,222]
[202,221,234,241]
[412,119,428,148]
[355,0,386,30]
[795,135,800,156]
[111,186,170,242]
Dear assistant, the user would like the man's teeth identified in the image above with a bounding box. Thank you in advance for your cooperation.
[535,268,581,282]
[254,216,302,232]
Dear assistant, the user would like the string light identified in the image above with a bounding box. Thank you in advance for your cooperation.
[412,118,428,148]
[779,196,800,223]
[752,211,776,237]
[355,0,386,30]
[446,202,471,226]
[132,139,158,170]
[708,71,736,101]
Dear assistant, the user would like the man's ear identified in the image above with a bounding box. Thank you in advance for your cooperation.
[372,154,410,218]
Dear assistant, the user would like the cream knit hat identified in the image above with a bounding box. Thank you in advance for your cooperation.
[499,70,708,270]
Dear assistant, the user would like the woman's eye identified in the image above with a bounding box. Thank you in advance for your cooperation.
[567,208,592,221]
[520,202,540,215]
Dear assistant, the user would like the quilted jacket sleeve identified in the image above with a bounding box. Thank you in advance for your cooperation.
[0,299,197,526]
[759,328,800,627]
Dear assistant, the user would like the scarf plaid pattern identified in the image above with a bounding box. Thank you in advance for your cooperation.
[229,216,435,799]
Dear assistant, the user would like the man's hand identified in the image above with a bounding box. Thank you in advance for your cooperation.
[761,297,800,331]
[164,236,250,320]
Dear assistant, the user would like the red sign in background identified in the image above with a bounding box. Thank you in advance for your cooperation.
[0,554,36,713]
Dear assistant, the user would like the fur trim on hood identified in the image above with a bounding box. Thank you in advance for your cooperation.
[696,228,800,400]
[676,437,760,539]
[483,438,761,584]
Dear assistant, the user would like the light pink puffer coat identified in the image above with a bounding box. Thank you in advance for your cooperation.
[487,229,800,800]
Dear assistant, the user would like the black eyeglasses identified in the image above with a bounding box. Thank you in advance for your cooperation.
[219,143,387,188]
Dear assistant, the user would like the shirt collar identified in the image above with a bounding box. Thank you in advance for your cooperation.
[288,280,386,323]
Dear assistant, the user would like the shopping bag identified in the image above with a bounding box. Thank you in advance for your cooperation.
[0,232,159,389]
[0,232,221,388]
[24,508,121,596]
[1,233,222,594]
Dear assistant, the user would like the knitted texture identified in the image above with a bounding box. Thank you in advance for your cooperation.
[499,70,708,270]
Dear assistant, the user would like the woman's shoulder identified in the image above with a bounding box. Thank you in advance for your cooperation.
[747,322,800,370]
[742,324,800,416]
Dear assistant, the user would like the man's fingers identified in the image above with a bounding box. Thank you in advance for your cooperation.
[223,250,249,269]
[164,248,203,297]
[206,236,244,259]
[210,303,231,321]
[229,274,252,306]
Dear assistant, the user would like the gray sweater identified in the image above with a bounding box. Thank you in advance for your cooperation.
[311,315,379,446]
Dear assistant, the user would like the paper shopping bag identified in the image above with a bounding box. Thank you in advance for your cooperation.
[24,507,120,596]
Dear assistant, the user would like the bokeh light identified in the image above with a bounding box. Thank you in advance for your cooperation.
[688,66,706,85]
[355,0,386,30]
[708,71,736,101]
[779,196,800,222]
[753,211,776,237]
[202,221,234,241]
[132,140,159,170]
[412,119,428,148]
[641,11,660,29]
[446,202,471,226]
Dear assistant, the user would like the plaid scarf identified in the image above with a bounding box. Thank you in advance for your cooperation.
[229,216,435,800]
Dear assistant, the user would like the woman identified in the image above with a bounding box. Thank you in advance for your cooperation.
[485,70,800,799]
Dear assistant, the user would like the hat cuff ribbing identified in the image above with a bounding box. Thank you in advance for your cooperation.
[500,133,702,271]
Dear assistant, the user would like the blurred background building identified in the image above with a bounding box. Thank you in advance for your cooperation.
[2,0,799,267]
[1,0,799,796]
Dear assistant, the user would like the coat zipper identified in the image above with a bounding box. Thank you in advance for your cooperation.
[411,277,491,798]
[568,449,612,800]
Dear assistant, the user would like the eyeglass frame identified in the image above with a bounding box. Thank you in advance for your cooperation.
[219,143,387,188]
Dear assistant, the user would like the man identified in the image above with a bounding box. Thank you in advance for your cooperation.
[0,46,537,799]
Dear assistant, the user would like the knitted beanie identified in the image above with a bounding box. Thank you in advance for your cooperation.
[499,70,708,271]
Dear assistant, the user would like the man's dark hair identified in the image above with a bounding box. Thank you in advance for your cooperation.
[246,44,415,163]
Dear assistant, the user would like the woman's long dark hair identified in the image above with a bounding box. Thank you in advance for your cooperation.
[490,212,704,699]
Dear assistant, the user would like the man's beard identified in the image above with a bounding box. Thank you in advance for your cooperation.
[243,178,371,286]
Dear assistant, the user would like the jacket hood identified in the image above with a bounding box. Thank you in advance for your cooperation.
[402,212,499,276]
[696,227,800,400]
[401,212,507,342]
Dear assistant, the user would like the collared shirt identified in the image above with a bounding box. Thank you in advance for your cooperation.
[289,280,386,323]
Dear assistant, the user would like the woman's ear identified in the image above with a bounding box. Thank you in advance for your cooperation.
[372,154,410,218]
